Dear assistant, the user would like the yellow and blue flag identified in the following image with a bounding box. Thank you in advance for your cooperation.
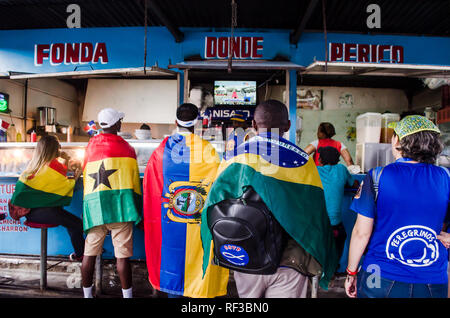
[143,132,229,298]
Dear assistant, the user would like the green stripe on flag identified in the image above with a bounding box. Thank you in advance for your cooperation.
[83,189,142,232]
[201,162,338,290]
[11,180,72,209]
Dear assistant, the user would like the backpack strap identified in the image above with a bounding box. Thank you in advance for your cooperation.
[439,166,450,178]
[371,166,384,202]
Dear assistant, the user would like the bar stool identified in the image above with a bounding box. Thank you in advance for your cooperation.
[24,221,58,291]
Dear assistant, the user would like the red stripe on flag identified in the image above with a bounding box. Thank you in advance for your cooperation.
[83,133,136,169]
[48,158,68,176]
[143,137,168,290]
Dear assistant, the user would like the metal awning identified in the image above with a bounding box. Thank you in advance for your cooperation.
[303,61,450,78]
[8,66,177,80]
[169,60,305,71]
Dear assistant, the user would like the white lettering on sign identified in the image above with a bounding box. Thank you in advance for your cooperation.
[34,42,108,66]
[205,36,263,59]
[211,109,251,119]
[329,42,404,63]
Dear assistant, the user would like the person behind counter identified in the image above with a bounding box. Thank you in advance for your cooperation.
[345,115,449,298]
[317,146,359,264]
[10,135,84,261]
[305,122,354,166]
[81,108,142,299]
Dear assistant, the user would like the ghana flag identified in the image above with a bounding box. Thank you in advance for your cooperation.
[11,159,75,208]
[143,132,229,298]
[200,132,339,290]
[83,133,142,232]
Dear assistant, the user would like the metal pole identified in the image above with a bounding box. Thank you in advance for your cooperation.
[23,79,28,139]
[311,276,319,298]
[143,0,148,74]
[95,254,102,295]
[40,228,47,291]
[322,0,328,72]
[183,69,189,103]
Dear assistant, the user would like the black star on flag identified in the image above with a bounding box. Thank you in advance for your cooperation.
[88,161,118,191]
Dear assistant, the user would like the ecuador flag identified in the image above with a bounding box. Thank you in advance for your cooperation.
[200,132,339,290]
[11,159,75,208]
[143,132,229,298]
[83,133,142,232]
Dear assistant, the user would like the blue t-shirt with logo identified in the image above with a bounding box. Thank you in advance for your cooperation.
[350,158,450,284]
[317,164,354,226]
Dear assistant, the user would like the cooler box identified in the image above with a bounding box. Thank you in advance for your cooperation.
[356,112,382,144]
[380,113,400,143]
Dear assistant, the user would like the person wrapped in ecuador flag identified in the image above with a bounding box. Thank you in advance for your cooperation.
[82,133,142,232]
[143,103,229,298]
[200,101,339,291]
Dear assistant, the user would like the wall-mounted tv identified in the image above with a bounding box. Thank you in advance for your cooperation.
[214,80,257,106]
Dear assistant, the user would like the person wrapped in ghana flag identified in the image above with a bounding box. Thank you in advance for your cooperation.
[10,135,85,261]
[200,100,339,297]
[143,103,229,298]
[81,108,142,299]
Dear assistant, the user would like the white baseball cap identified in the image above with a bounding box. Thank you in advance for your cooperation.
[98,108,124,128]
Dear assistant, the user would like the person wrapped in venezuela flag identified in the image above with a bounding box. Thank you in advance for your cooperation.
[143,103,229,298]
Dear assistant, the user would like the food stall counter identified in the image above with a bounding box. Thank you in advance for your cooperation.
[0,139,362,267]
[0,140,224,260]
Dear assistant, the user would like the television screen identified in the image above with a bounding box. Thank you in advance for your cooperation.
[0,93,9,113]
[214,80,257,106]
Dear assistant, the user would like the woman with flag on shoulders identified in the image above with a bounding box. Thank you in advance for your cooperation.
[10,135,84,261]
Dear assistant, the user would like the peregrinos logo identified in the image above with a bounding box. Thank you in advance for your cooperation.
[386,225,439,267]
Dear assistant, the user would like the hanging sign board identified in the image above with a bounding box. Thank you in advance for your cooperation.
[205,36,264,59]
[34,42,109,66]
[329,42,404,63]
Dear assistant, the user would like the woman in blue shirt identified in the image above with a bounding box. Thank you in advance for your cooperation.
[345,115,449,298]
[317,146,358,261]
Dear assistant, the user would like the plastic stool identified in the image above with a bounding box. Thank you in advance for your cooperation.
[24,221,58,291]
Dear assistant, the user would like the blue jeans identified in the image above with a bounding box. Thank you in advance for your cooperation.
[357,270,447,298]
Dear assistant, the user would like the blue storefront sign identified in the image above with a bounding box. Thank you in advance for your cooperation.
[0,26,448,262]
[1,27,449,75]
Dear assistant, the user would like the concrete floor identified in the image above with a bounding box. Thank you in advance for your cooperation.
[0,255,347,298]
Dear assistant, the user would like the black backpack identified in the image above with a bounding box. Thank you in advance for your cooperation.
[207,186,286,275]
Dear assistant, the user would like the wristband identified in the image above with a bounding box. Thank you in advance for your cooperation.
[346,267,358,276]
